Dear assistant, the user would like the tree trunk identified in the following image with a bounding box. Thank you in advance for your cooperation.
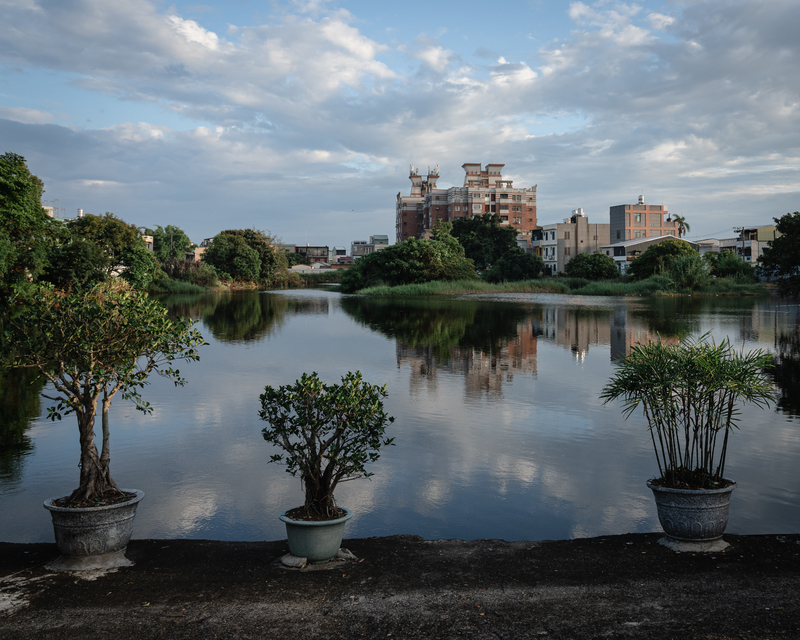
[68,400,122,505]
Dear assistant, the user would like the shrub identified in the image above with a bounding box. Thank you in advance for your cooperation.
[485,247,544,282]
[628,239,699,280]
[259,371,395,519]
[564,252,619,280]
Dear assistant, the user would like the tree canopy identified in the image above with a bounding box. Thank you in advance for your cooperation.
[145,224,193,261]
[0,152,54,292]
[485,246,544,282]
[451,214,519,271]
[0,283,206,504]
[758,211,800,297]
[202,228,285,282]
[564,252,619,280]
[69,213,158,288]
[627,238,698,280]
[339,222,478,293]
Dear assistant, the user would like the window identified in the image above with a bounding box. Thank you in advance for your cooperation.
[565,248,571,256]
[455,205,460,211]
[616,230,621,239]
[634,213,642,224]
[634,230,644,239]
[564,231,570,240]
[499,204,509,211]
[500,193,509,198]
[650,213,662,226]
[472,204,482,212]
[513,217,522,224]
[500,216,508,222]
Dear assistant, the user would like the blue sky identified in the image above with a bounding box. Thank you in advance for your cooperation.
[1,0,798,247]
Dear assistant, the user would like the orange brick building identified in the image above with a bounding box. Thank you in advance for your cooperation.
[395,163,538,243]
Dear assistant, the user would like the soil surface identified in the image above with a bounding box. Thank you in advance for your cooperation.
[2,533,799,639]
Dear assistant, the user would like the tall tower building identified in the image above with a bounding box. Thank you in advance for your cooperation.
[396,163,538,243]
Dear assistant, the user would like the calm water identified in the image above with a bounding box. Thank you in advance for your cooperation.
[2,290,799,543]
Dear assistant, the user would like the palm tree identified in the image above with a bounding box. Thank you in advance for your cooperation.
[672,214,690,238]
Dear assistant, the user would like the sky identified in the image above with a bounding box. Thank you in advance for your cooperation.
[1,0,798,248]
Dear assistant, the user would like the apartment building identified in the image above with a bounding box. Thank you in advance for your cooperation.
[609,196,678,243]
[395,163,538,243]
[536,209,610,275]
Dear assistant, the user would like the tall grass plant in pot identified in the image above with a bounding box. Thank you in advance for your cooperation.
[601,335,774,551]
[259,371,395,563]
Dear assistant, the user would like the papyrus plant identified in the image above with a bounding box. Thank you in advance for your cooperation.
[601,335,774,489]
[259,371,395,519]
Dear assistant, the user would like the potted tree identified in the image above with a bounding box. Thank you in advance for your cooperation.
[259,371,395,563]
[0,283,205,569]
[601,335,774,551]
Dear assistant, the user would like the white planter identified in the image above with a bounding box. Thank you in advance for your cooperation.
[279,508,353,563]
[43,489,144,570]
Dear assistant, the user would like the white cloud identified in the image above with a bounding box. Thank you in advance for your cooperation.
[0,106,54,124]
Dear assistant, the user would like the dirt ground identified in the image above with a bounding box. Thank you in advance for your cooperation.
[2,533,799,639]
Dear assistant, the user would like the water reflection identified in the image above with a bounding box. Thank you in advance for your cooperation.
[157,291,332,343]
[0,369,45,485]
[3,290,800,544]
[771,317,800,420]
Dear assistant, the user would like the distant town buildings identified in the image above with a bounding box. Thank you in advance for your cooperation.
[533,209,610,275]
[395,162,538,244]
[609,196,678,242]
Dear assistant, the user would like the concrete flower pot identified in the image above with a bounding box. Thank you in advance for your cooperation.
[279,508,353,563]
[647,480,735,552]
[43,489,145,570]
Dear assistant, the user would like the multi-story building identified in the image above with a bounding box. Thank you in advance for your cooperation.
[295,245,329,264]
[351,237,389,258]
[535,209,610,275]
[609,196,678,243]
[395,163,538,243]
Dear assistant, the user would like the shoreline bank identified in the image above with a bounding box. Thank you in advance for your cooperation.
[2,532,799,638]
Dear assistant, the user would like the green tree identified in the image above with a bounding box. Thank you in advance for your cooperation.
[758,212,800,298]
[485,246,544,282]
[41,235,110,290]
[564,252,619,280]
[0,283,206,505]
[451,214,519,271]
[704,249,754,281]
[145,224,193,261]
[672,215,690,238]
[68,212,157,287]
[0,152,54,292]
[627,238,698,280]
[340,224,478,293]
[202,229,285,282]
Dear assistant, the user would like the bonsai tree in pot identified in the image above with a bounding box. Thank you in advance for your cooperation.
[0,283,205,568]
[601,334,774,550]
[259,371,395,562]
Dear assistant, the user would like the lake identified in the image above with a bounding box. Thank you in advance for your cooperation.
[2,290,799,543]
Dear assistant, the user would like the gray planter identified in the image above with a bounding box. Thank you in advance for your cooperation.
[647,480,735,552]
[43,489,144,570]
[279,508,353,563]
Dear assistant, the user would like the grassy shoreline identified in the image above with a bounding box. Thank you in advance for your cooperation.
[356,276,771,297]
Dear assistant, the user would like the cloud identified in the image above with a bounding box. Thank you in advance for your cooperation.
[0,106,54,124]
[0,0,798,246]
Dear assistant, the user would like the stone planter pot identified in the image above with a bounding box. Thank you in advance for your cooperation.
[647,479,735,552]
[43,489,145,570]
[279,508,353,563]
